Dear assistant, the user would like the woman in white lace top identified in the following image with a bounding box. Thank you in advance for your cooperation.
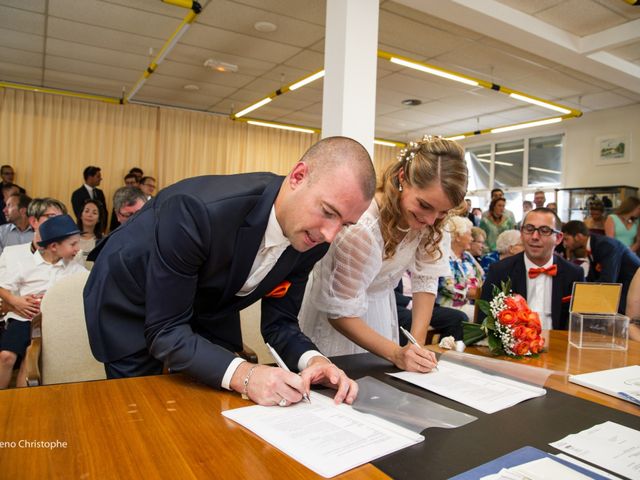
[299,137,468,372]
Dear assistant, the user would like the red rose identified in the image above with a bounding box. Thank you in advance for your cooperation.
[498,310,517,325]
[526,312,542,333]
[512,294,529,310]
[513,325,527,340]
[504,296,519,311]
[530,337,544,354]
[524,327,538,341]
[513,341,530,356]
[516,310,531,325]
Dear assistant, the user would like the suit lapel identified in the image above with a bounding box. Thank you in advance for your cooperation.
[511,253,527,298]
[221,177,283,301]
[551,256,563,329]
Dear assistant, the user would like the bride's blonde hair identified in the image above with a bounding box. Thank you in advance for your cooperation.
[378,136,468,259]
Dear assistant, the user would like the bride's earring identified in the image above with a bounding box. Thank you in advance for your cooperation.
[398,183,403,192]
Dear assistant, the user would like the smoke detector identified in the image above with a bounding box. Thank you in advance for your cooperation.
[204,58,239,73]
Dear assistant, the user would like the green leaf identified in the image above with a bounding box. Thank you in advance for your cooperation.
[462,322,486,346]
[478,299,492,316]
[487,334,504,355]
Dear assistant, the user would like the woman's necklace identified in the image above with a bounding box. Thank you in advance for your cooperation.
[396,224,411,233]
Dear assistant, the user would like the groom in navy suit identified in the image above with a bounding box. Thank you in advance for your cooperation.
[480,208,584,330]
[562,220,640,314]
[84,137,376,407]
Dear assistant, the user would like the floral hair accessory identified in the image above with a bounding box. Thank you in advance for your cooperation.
[463,279,545,357]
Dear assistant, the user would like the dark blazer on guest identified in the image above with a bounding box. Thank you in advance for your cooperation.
[480,252,584,330]
[84,173,329,388]
[71,185,108,232]
[587,234,640,314]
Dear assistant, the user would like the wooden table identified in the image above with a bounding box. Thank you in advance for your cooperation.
[0,374,388,480]
[428,330,640,416]
[1,331,637,479]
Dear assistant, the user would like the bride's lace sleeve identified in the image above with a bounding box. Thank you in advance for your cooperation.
[411,229,453,294]
[311,223,383,319]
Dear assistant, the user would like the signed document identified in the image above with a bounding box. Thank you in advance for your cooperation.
[389,359,546,414]
[222,392,424,478]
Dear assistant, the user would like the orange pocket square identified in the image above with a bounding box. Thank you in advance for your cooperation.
[265,281,291,298]
[561,295,572,304]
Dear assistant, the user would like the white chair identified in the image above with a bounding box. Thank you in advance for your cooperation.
[25,270,106,385]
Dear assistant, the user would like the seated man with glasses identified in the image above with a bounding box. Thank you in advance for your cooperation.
[479,207,584,330]
[113,186,147,226]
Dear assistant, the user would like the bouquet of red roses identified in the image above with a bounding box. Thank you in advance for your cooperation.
[463,280,545,357]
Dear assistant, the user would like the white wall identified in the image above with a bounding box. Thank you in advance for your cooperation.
[463,103,640,190]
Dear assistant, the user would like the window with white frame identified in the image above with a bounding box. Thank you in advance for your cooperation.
[464,133,564,222]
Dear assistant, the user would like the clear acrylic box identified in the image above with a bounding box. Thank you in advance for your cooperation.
[568,312,629,350]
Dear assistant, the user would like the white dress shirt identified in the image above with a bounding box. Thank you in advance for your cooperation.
[221,206,323,390]
[524,255,554,330]
[84,183,95,200]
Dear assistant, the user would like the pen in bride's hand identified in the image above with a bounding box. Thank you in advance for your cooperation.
[266,343,311,403]
[400,326,439,372]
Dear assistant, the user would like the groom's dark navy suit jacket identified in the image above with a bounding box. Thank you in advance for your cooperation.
[480,252,584,329]
[587,234,640,313]
[84,173,328,388]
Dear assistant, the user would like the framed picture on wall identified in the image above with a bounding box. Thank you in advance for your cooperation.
[594,133,631,166]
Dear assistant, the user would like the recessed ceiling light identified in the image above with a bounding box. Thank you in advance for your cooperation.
[183,84,200,91]
[254,21,277,32]
[401,99,422,106]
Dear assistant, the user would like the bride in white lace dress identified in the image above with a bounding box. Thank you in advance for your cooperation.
[299,137,468,372]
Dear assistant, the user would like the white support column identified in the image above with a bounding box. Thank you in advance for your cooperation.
[322,0,379,157]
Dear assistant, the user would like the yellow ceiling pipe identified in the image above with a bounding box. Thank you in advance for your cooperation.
[230,69,325,120]
[0,81,121,104]
[125,1,202,103]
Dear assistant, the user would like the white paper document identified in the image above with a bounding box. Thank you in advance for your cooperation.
[222,392,424,478]
[480,457,594,480]
[388,359,546,414]
[569,365,640,406]
[550,421,640,480]
[554,454,623,480]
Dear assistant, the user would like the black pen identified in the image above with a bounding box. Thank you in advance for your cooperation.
[266,343,311,403]
[400,326,439,371]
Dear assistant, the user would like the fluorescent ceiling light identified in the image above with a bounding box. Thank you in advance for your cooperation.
[509,93,571,115]
[530,166,562,175]
[247,120,315,134]
[374,139,398,147]
[491,117,562,134]
[495,148,524,156]
[235,97,272,118]
[290,70,325,91]
[445,135,466,141]
[477,158,513,166]
[390,57,479,87]
[476,153,492,158]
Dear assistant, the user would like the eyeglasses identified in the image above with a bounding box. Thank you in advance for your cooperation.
[521,224,559,236]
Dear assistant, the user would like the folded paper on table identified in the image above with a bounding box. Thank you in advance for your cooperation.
[389,358,546,414]
[449,446,611,480]
[569,365,640,406]
[222,391,423,478]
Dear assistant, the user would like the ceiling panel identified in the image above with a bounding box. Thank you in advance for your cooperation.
[0,27,43,53]
[0,0,637,142]
[197,0,324,48]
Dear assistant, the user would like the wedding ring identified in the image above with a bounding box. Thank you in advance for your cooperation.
[278,398,287,407]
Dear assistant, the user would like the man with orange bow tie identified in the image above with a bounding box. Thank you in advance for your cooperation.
[480,208,584,329]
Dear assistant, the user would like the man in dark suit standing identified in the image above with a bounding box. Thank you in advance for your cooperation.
[84,137,376,407]
[71,166,108,233]
[562,221,640,314]
[480,208,584,330]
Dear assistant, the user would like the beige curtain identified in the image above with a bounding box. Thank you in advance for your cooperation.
[0,88,400,215]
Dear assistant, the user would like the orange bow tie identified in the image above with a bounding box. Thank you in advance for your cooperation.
[528,264,557,279]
